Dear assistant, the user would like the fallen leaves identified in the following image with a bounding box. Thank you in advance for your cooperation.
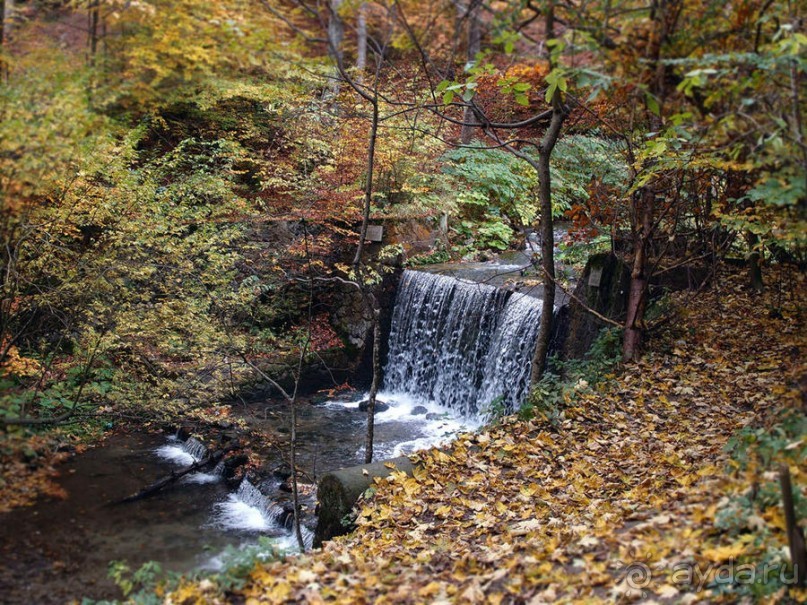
[0,434,72,513]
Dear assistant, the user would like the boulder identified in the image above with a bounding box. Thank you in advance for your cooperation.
[358,399,389,413]
[411,406,428,416]
[313,457,414,547]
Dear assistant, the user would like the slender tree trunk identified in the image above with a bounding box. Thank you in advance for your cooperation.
[288,376,306,550]
[623,187,653,361]
[780,464,807,586]
[530,0,564,381]
[622,0,671,362]
[352,93,380,461]
[746,232,764,292]
[327,0,345,96]
[356,3,367,83]
[88,0,100,66]
[352,99,379,266]
[1,0,6,50]
[530,94,566,381]
[460,0,482,144]
[287,221,317,552]
[1,0,10,81]
[354,102,380,461]
[364,298,380,463]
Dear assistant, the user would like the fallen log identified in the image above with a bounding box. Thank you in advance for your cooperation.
[114,444,238,504]
[313,456,414,548]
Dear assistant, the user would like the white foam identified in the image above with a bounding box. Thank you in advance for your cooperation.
[155,444,195,466]
[272,527,314,553]
[329,391,477,460]
[214,495,270,531]
[183,472,220,484]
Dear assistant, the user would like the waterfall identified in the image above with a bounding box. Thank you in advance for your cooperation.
[155,435,210,467]
[233,479,286,524]
[182,437,209,462]
[383,270,541,418]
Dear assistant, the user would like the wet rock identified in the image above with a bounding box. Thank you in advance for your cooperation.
[314,457,414,547]
[221,454,249,480]
[279,502,296,528]
[310,392,330,405]
[225,467,246,488]
[411,406,428,416]
[270,464,292,482]
[358,399,389,413]
[280,479,317,496]
[425,412,443,420]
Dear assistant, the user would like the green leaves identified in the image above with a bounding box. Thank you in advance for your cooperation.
[645,92,661,117]
[544,68,568,103]
[493,30,521,55]
[676,68,717,97]
[497,77,532,106]
[435,80,465,105]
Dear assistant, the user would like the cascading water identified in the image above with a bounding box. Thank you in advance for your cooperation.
[213,479,315,549]
[383,270,542,419]
[155,435,208,466]
[182,437,209,461]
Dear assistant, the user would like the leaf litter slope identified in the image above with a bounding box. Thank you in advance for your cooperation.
[192,270,805,604]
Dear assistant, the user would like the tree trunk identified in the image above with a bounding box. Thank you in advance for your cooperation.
[1,0,11,80]
[1,0,6,50]
[530,94,566,381]
[356,3,367,82]
[364,299,380,463]
[0,0,5,81]
[327,0,345,96]
[746,232,764,292]
[88,0,100,65]
[780,465,807,586]
[459,0,482,144]
[289,389,305,549]
[622,0,668,362]
[289,331,308,550]
[352,99,379,266]
[529,0,563,382]
[623,187,653,362]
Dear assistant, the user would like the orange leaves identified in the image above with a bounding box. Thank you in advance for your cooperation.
[290,315,342,352]
[0,435,71,513]
[0,343,43,379]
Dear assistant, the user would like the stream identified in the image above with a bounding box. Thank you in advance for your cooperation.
[0,394,475,604]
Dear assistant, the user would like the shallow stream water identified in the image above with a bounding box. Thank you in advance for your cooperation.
[0,393,475,604]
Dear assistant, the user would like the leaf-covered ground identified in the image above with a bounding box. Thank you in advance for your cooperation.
[172,270,805,604]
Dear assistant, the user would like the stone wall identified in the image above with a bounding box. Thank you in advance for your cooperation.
[549,253,710,366]
[549,253,631,364]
